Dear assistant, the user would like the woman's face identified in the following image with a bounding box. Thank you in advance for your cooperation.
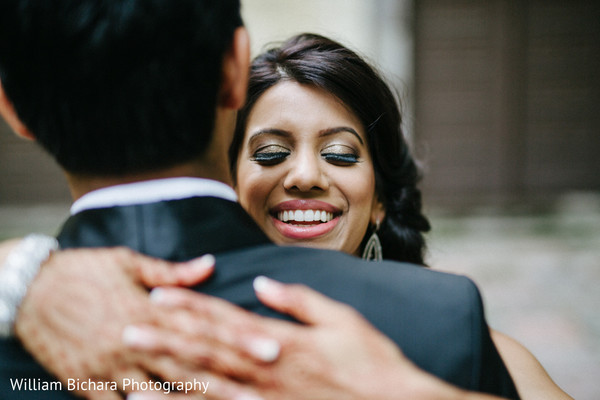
[236,81,383,255]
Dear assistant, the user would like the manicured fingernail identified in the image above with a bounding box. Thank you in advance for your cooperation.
[193,254,215,269]
[245,336,280,363]
[149,287,171,304]
[127,394,148,400]
[234,393,266,400]
[149,287,164,302]
[127,394,161,400]
[122,326,154,348]
[253,275,282,295]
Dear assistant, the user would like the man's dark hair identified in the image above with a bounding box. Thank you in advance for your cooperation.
[0,0,242,175]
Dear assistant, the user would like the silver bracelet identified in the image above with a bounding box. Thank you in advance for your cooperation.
[0,234,59,338]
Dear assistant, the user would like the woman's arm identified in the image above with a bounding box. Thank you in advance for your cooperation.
[260,279,569,399]
[1,241,278,399]
[491,330,573,399]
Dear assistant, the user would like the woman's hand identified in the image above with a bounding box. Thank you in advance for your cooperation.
[13,247,278,400]
[250,277,507,400]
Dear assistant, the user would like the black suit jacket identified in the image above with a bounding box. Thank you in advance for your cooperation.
[0,197,519,399]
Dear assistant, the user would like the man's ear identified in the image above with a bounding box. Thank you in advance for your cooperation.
[0,79,35,140]
[218,27,250,110]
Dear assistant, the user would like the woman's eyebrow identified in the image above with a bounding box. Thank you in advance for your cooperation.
[247,128,292,144]
[319,127,364,145]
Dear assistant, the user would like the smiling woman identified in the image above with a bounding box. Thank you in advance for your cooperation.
[229,33,431,264]
[225,32,574,399]
[235,81,381,255]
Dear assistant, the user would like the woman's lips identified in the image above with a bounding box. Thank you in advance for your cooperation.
[270,200,341,239]
[271,215,339,239]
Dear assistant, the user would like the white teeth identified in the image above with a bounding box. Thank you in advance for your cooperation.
[304,210,314,221]
[277,210,334,223]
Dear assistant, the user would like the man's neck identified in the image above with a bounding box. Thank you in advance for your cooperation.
[65,160,232,201]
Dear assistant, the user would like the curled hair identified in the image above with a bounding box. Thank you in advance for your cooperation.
[230,33,430,264]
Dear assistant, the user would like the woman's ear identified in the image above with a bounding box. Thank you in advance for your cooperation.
[0,79,35,141]
[219,27,250,110]
[370,198,386,227]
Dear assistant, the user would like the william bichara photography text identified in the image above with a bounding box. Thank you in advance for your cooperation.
[9,378,210,395]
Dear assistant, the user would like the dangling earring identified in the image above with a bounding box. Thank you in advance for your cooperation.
[362,220,382,261]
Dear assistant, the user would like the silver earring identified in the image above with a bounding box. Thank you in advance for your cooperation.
[362,220,382,261]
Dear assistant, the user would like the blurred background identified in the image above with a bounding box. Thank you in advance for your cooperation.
[1,0,599,398]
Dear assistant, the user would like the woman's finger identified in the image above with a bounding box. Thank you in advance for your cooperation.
[131,252,215,288]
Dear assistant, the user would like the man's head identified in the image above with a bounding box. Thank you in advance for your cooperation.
[0,0,247,178]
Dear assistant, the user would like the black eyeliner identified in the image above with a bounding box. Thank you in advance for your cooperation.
[322,153,359,164]
[251,151,290,164]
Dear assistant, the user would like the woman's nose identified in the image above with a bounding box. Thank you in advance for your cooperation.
[283,152,329,192]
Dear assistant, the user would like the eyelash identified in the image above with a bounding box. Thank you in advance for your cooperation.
[251,151,290,165]
[322,153,359,165]
[251,148,359,166]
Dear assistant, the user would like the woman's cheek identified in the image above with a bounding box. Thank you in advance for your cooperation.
[238,171,270,216]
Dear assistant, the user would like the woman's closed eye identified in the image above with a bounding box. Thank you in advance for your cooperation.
[321,144,360,165]
[251,145,291,165]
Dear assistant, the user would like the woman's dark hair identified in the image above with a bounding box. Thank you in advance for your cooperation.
[229,33,431,265]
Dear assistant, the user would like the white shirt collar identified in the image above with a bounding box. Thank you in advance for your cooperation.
[70,177,238,215]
